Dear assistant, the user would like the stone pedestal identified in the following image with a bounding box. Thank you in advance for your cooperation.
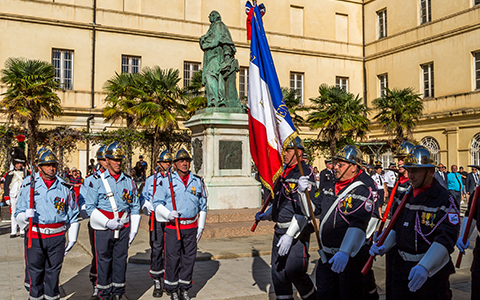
[184,108,262,210]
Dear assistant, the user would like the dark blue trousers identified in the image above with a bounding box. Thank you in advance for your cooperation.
[271,232,315,300]
[25,234,65,299]
[95,227,129,299]
[164,227,197,292]
[149,220,165,279]
[88,221,97,285]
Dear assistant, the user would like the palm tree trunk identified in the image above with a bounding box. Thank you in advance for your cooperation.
[27,119,38,164]
[330,134,337,158]
[153,126,161,167]
[125,118,134,175]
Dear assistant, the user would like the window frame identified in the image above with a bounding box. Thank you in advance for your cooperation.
[290,72,304,106]
[121,55,141,74]
[52,48,74,90]
[378,73,388,97]
[183,61,201,87]
[421,62,434,98]
[336,76,349,93]
[239,67,249,99]
[420,0,431,24]
[377,9,387,39]
[474,51,480,90]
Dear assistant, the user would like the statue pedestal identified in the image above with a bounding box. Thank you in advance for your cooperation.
[184,108,262,210]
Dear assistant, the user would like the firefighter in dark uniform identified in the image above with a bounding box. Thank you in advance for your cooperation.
[5,146,29,238]
[15,149,80,300]
[370,146,460,300]
[85,142,141,300]
[255,137,316,300]
[79,144,108,300]
[381,141,414,300]
[140,150,173,298]
[319,159,335,191]
[314,145,375,300]
[152,149,207,300]
[456,164,480,300]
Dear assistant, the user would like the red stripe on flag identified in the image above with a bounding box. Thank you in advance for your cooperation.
[248,112,282,191]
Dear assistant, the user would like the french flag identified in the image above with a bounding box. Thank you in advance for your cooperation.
[248,6,297,194]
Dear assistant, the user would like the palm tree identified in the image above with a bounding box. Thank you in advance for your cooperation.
[0,57,63,161]
[136,67,188,160]
[281,87,305,129]
[185,70,207,117]
[103,72,145,172]
[372,87,423,145]
[307,84,370,157]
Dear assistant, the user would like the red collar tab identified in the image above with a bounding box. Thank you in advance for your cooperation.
[181,173,190,187]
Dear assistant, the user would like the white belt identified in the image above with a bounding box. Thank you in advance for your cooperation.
[276,222,291,229]
[32,225,66,235]
[178,216,197,225]
[398,250,425,262]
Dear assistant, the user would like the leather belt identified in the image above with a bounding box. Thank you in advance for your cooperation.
[32,225,66,235]
[398,250,425,262]
[322,246,340,255]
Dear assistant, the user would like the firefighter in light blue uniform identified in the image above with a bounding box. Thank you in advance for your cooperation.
[152,149,207,300]
[15,149,80,300]
[79,144,108,300]
[85,142,141,300]
[140,149,173,298]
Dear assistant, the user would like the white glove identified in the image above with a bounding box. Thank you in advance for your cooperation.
[197,228,204,243]
[142,201,154,215]
[6,200,11,206]
[106,218,123,230]
[64,241,76,256]
[276,234,293,256]
[167,210,180,222]
[128,215,141,247]
[24,209,36,222]
[297,176,310,193]
[80,209,89,219]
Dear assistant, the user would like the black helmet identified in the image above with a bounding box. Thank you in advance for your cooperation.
[285,137,305,150]
[104,142,125,159]
[158,150,173,162]
[174,149,192,161]
[96,145,107,160]
[38,149,59,165]
[374,161,382,169]
[403,145,436,168]
[394,141,415,158]
[11,147,26,163]
[334,145,363,166]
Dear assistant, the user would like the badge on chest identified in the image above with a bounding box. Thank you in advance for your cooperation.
[54,196,66,214]
[123,189,133,204]
[191,186,196,195]
[421,212,436,228]
[286,183,296,195]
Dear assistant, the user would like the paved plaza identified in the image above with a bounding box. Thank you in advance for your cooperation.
[0,208,476,300]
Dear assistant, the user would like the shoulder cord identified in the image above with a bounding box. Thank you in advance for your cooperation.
[280,166,314,202]
[334,186,373,226]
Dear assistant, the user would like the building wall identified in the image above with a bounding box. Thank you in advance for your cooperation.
[1,0,480,173]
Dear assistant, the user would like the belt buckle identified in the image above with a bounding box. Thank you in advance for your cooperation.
[399,251,407,261]
[44,228,51,235]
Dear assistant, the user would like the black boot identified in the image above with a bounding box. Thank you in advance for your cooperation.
[153,279,164,298]
[170,291,180,300]
[89,286,100,300]
[179,289,190,300]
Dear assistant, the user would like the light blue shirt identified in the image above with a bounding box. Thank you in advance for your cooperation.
[79,169,104,210]
[139,171,167,206]
[85,170,140,216]
[153,171,207,219]
[447,172,463,192]
[16,174,79,225]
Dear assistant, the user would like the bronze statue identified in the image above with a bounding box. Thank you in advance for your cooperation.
[200,11,241,108]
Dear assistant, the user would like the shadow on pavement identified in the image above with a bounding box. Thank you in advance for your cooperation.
[60,265,93,299]
[0,223,12,236]
[191,252,220,297]
[251,248,274,294]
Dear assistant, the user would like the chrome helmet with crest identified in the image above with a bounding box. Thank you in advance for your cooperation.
[394,141,415,159]
[285,137,305,150]
[334,145,363,166]
[96,145,107,160]
[158,150,173,162]
[174,149,192,161]
[403,145,436,168]
[35,147,49,163]
[38,149,59,165]
[104,142,125,159]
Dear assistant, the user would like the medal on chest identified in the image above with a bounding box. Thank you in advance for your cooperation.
[54,196,66,214]
[286,183,296,195]
[122,189,133,204]
[421,212,436,228]
[191,186,196,195]
[341,196,353,212]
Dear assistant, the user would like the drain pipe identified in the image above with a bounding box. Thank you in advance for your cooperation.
[87,0,97,171]
[362,0,367,110]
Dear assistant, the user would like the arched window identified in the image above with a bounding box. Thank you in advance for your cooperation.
[470,133,480,166]
[378,151,394,168]
[421,137,441,165]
